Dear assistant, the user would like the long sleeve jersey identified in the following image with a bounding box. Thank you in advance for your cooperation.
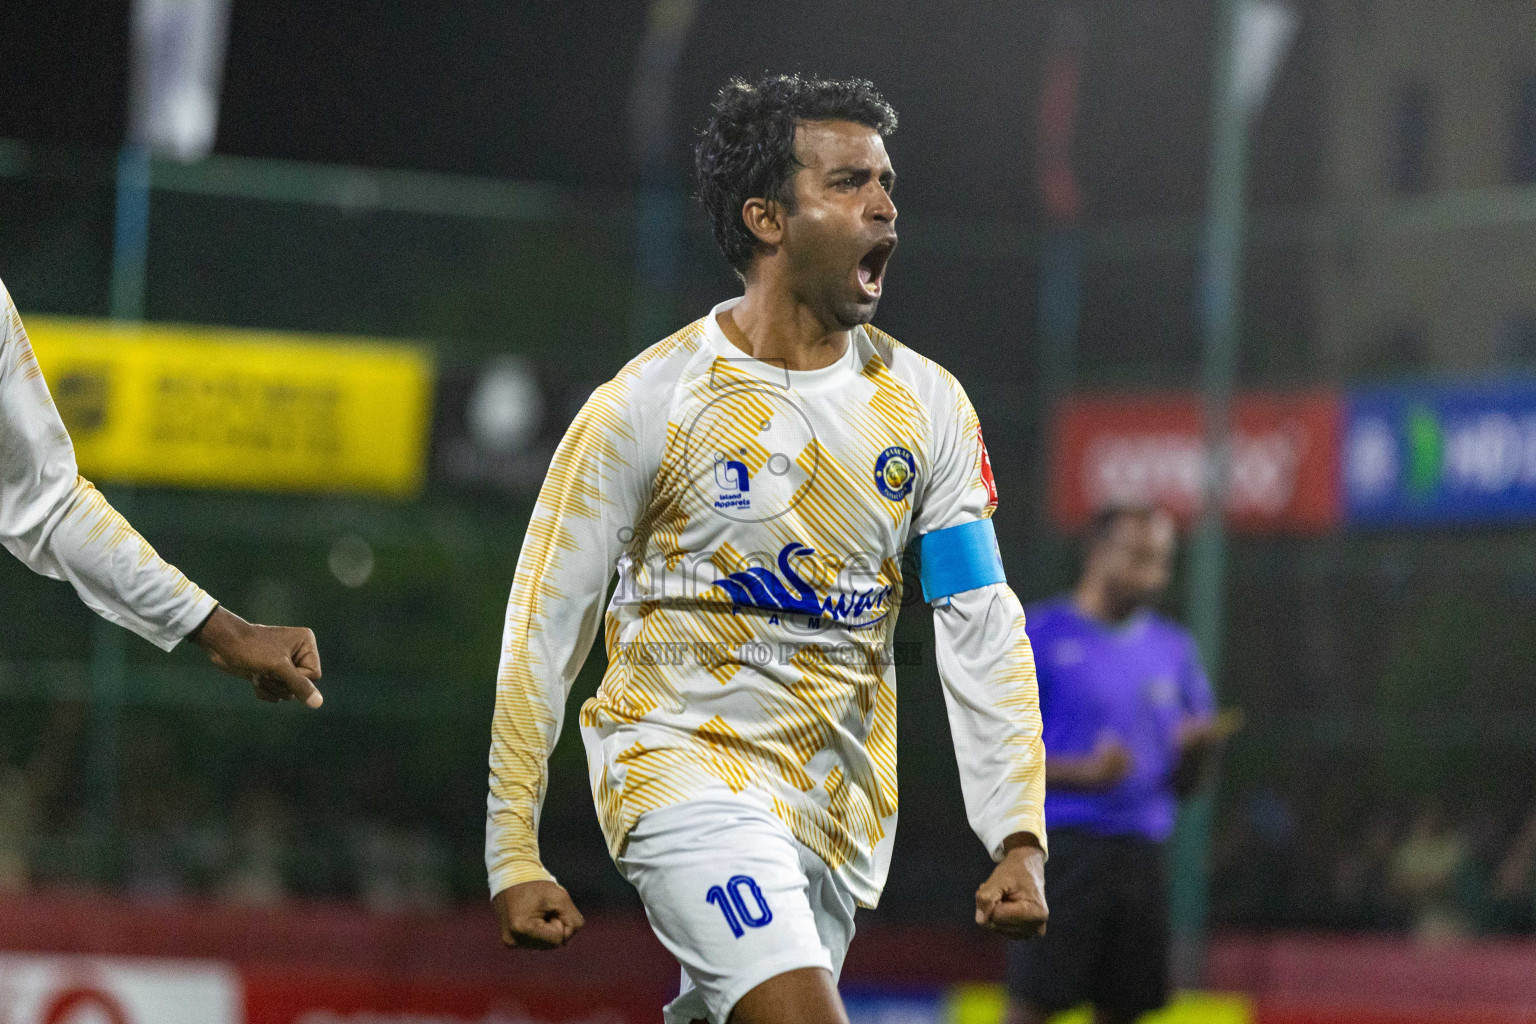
[0,279,216,650]
[486,298,1046,908]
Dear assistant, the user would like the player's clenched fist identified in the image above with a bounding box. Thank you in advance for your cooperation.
[974,835,1048,939]
[495,880,585,950]
[189,606,324,708]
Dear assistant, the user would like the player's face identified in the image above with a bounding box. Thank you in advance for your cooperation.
[1104,511,1177,609]
[780,120,898,329]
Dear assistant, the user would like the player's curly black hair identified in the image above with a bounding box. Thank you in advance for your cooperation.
[694,74,898,276]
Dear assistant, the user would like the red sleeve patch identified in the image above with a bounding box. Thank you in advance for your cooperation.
[977,423,998,511]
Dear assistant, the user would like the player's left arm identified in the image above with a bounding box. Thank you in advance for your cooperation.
[913,374,1047,939]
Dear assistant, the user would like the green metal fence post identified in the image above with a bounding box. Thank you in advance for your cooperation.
[1173,0,1247,986]
[85,143,152,882]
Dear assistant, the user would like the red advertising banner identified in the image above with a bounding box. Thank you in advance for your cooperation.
[1050,391,1344,535]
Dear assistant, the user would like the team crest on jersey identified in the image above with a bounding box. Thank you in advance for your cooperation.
[874,446,917,501]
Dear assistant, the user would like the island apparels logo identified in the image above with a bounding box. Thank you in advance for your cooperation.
[713,455,752,512]
[681,364,818,526]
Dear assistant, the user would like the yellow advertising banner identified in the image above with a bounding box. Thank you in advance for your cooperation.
[24,317,434,497]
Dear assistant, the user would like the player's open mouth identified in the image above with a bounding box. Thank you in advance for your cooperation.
[856,238,896,299]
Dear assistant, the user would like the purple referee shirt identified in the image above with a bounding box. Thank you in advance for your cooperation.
[1028,597,1215,842]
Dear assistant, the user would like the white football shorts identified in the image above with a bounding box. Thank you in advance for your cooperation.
[616,787,858,1024]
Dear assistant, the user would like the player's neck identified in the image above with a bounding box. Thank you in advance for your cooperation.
[720,278,851,372]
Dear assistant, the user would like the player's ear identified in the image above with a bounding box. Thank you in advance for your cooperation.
[741,197,784,248]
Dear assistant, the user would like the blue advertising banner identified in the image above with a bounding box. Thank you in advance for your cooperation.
[1345,380,1536,526]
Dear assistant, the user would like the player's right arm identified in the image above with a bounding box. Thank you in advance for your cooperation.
[487,371,650,949]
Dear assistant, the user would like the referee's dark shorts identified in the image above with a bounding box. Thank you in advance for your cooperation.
[1007,827,1170,1022]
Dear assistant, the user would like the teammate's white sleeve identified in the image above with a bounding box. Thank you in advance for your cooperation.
[0,280,216,651]
[913,374,1047,861]
[485,372,650,896]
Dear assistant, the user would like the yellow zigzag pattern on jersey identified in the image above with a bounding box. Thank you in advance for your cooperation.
[858,346,930,454]
[743,684,828,784]
[988,593,1045,828]
[494,316,1037,896]
[622,332,705,578]
[824,764,884,851]
[69,479,198,594]
[866,680,899,817]
[9,324,47,386]
[2,292,51,396]
[794,436,910,548]
[578,331,946,872]
[695,715,811,793]
[769,788,875,871]
[639,422,691,573]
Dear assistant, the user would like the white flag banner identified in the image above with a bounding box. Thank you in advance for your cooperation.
[127,0,232,161]
[0,952,240,1024]
[1230,0,1298,116]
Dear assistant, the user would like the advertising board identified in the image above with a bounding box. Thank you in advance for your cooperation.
[1344,380,1536,527]
[24,317,434,497]
[1050,392,1343,535]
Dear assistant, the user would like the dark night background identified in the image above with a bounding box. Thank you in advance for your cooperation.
[1,2,1317,209]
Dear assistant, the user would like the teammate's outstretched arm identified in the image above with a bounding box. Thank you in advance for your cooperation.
[0,280,323,708]
[487,373,649,950]
[912,374,1048,939]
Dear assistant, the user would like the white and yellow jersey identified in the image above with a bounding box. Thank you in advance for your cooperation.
[0,279,215,649]
[486,298,1045,908]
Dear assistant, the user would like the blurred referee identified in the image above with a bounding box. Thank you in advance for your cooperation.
[1008,504,1238,1024]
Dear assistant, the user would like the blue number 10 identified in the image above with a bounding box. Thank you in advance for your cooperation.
[706,875,773,938]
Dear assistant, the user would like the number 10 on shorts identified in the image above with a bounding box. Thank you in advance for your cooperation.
[706,875,773,938]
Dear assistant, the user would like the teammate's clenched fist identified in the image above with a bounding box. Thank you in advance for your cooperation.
[190,606,324,708]
[494,880,585,950]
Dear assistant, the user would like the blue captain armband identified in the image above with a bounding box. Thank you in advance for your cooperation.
[917,517,1006,602]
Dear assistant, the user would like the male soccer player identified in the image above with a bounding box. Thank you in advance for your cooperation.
[1,278,323,706]
[1007,505,1238,1024]
[486,75,1048,1024]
